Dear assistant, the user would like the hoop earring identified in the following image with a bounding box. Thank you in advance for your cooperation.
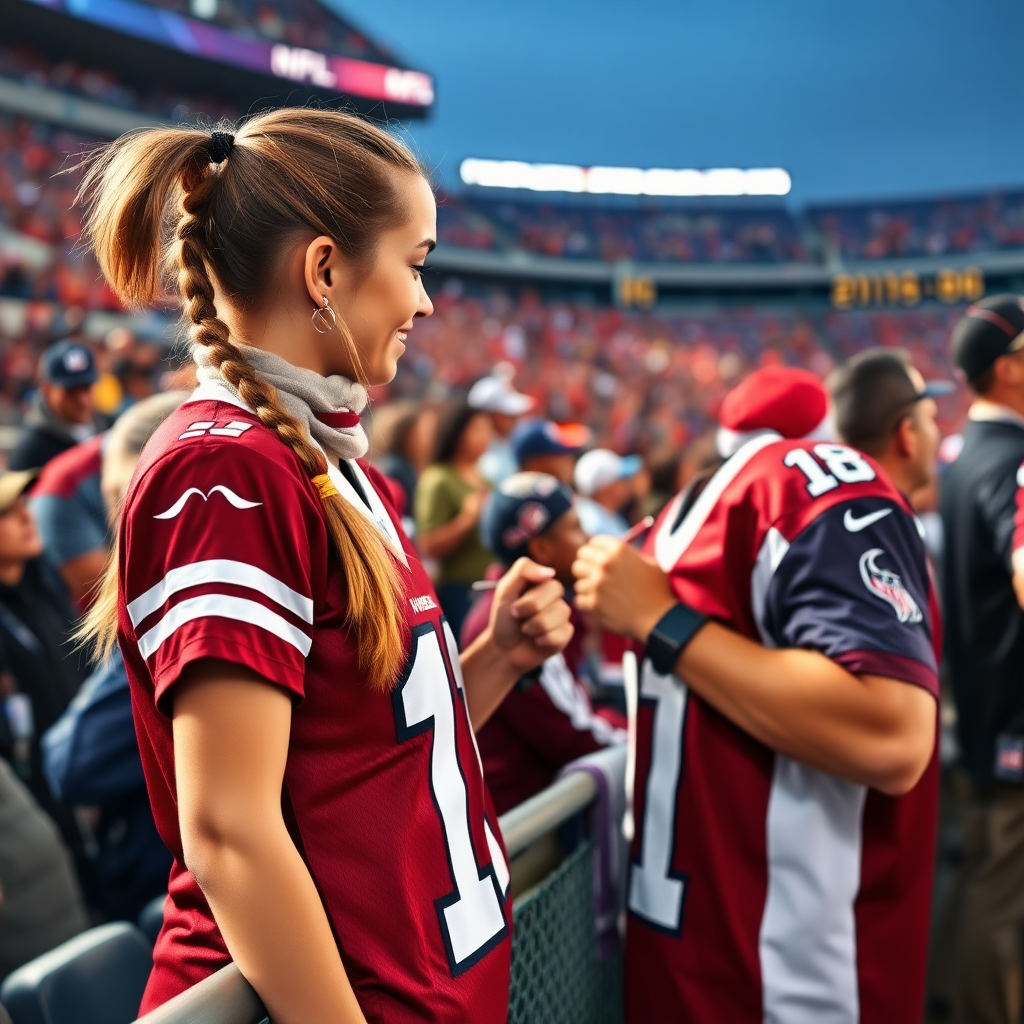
[311,295,337,334]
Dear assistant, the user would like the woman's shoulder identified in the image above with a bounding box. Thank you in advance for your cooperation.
[125,397,317,523]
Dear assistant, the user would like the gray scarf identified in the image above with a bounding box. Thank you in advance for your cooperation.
[194,344,368,462]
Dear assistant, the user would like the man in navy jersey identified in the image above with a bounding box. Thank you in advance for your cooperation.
[573,366,940,1024]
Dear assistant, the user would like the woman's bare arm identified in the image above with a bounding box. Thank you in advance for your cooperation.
[460,559,573,729]
[173,660,366,1024]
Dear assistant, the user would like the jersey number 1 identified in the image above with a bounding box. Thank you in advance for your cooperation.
[393,621,509,976]
[628,660,690,934]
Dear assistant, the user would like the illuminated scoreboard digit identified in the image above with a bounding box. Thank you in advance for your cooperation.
[831,268,985,309]
[617,276,658,309]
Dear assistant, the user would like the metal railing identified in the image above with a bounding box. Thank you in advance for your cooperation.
[134,747,622,1024]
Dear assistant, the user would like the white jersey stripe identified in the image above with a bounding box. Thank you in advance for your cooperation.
[750,528,865,1023]
[655,430,781,572]
[127,559,313,628]
[137,593,313,660]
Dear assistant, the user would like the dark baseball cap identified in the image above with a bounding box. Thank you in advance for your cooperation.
[482,472,575,566]
[951,294,1024,382]
[829,348,954,452]
[510,419,591,467]
[41,340,97,387]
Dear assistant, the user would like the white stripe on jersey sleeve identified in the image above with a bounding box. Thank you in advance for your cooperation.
[136,593,313,660]
[127,559,313,627]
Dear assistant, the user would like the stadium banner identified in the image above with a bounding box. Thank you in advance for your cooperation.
[24,0,434,107]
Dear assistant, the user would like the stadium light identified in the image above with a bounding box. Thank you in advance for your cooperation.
[459,159,791,197]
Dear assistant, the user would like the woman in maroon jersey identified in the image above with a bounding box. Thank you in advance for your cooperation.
[78,109,572,1024]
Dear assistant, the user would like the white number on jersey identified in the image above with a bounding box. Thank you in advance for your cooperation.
[628,659,690,934]
[784,443,876,498]
[393,621,509,975]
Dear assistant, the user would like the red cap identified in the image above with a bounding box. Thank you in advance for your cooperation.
[719,366,828,436]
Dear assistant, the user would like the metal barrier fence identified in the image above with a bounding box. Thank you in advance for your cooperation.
[137,748,625,1024]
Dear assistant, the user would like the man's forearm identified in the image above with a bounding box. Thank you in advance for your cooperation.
[676,623,935,794]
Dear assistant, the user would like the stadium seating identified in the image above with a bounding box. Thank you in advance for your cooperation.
[438,195,807,263]
[137,896,168,947]
[133,0,394,62]
[808,191,1024,261]
[0,922,152,1024]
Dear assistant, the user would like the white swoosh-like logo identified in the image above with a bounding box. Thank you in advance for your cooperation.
[153,486,263,520]
[843,507,893,532]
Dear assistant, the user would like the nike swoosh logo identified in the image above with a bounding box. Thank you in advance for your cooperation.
[844,507,893,532]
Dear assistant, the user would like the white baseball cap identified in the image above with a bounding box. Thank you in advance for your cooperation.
[574,448,643,497]
[467,375,534,416]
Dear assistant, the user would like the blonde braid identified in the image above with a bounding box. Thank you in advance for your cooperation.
[176,161,409,688]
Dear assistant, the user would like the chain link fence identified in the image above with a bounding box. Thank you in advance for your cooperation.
[509,840,623,1024]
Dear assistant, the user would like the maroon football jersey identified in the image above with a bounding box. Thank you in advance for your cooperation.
[118,382,511,1023]
[626,434,940,1024]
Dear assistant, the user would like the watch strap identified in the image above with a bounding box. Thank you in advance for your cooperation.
[646,601,708,676]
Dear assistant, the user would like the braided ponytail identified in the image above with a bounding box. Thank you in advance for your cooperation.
[77,111,423,688]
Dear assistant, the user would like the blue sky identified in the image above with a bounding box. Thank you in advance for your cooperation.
[331,0,1024,205]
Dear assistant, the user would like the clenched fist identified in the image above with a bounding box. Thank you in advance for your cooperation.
[572,535,676,642]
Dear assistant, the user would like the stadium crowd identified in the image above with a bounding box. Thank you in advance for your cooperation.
[439,196,808,263]
[1,287,1022,1019]
[809,190,1024,261]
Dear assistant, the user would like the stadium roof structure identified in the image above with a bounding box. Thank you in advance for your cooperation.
[4,0,434,119]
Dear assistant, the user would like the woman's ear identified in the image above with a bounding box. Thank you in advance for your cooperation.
[303,235,340,308]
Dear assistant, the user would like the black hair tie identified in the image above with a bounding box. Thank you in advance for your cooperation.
[207,131,235,164]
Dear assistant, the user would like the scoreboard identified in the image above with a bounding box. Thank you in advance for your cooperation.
[830,268,985,309]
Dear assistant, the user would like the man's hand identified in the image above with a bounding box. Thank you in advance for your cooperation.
[488,558,573,675]
[573,536,676,641]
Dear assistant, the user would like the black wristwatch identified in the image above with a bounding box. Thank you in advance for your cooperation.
[645,602,708,676]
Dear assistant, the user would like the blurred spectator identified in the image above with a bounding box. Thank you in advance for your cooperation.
[0,468,88,853]
[0,758,87,979]
[940,296,1024,1024]
[112,341,161,413]
[369,400,436,517]
[463,472,624,813]
[510,419,591,484]
[9,341,98,472]
[574,448,643,537]
[414,401,495,636]
[29,434,108,611]
[468,366,535,486]
[40,392,185,923]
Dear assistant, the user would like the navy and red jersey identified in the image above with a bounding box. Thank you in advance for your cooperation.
[30,433,108,570]
[626,435,940,1024]
[462,593,624,814]
[118,381,511,1024]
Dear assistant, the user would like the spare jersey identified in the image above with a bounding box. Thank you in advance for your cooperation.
[626,435,940,1024]
[118,383,511,1024]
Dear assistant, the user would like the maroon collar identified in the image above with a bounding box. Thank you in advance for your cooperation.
[314,410,361,429]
